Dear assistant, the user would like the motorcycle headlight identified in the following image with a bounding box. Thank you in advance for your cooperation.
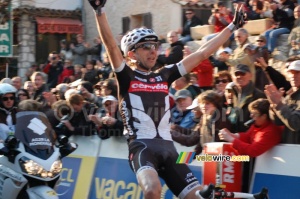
[19,157,62,178]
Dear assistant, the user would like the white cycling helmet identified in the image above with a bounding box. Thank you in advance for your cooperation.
[0,83,17,95]
[121,28,158,56]
[225,82,237,90]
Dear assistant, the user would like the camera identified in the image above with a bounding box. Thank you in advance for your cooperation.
[51,57,56,60]
[56,115,69,129]
[77,90,82,95]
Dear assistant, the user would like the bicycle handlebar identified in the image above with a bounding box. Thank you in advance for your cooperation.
[195,184,269,199]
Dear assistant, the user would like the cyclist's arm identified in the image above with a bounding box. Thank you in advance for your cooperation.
[94,12,124,70]
[182,24,232,73]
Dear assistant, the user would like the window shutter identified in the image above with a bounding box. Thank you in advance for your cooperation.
[122,17,130,34]
[143,12,152,29]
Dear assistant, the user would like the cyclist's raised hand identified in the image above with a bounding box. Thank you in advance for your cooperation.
[88,0,107,10]
[232,4,247,30]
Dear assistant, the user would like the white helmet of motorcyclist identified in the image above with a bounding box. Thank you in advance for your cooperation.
[0,83,17,95]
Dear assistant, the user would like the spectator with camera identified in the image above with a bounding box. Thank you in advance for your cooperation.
[77,81,102,108]
[43,51,64,89]
[89,95,123,139]
[62,94,98,137]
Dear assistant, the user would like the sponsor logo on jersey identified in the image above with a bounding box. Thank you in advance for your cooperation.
[149,78,155,82]
[129,81,168,93]
[120,101,134,136]
[134,76,147,82]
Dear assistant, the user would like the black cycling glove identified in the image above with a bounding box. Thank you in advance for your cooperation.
[232,6,247,30]
[88,0,107,12]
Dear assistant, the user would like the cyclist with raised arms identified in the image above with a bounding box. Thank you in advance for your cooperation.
[87,1,246,198]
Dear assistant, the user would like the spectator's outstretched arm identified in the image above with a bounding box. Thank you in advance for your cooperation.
[89,0,124,71]
[182,4,246,73]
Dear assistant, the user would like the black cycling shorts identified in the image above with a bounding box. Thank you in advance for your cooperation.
[128,139,200,198]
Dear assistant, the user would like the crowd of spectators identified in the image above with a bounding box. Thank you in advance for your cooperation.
[0,0,300,194]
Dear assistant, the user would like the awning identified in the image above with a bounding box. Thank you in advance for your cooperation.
[36,17,83,34]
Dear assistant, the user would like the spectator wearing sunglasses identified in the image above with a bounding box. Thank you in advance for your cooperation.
[213,71,232,107]
[177,9,203,44]
[0,83,18,140]
[89,95,123,139]
[17,89,30,102]
[231,64,266,133]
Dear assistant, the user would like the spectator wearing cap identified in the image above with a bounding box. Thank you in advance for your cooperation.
[171,90,232,155]
[171,89,197,128]
[88,95,123,139]
[212,47,232,72]
[265,60,300,144]
[224,82,239,132]
[231,64,266,132]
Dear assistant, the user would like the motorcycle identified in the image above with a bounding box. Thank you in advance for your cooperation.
[0,111,77,199]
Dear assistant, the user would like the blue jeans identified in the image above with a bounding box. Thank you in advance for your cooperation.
[263,28,290,52]
[180,35,193,45]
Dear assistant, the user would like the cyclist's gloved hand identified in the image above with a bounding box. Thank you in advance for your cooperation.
[88,0,107,10]
[195,183,215,199]
[232,6,247,30]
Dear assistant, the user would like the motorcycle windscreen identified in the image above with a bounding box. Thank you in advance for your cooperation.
[15,111,56,160]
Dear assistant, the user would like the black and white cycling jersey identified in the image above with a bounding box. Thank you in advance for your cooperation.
[115,61,187,140]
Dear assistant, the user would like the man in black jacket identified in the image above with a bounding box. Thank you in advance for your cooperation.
[178,9,203,44]
[156,30,184,67]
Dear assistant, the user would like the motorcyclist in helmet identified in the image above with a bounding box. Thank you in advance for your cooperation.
[0,83,18,140]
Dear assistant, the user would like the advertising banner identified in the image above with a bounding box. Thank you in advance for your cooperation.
[89,157,202,199]
[0,1,12,57]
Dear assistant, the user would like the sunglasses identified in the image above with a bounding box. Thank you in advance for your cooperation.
[18,93,27,97]
[104,102,112,107]
[256,40,264,42]
[185,12,193,15]
[134,43,159,51]
[2,96,14,101]
[216,79,229,84]
[234,72,246,76]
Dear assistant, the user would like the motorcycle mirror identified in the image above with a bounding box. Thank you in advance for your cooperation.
[4,135,18,149]
[57,135,69,146]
